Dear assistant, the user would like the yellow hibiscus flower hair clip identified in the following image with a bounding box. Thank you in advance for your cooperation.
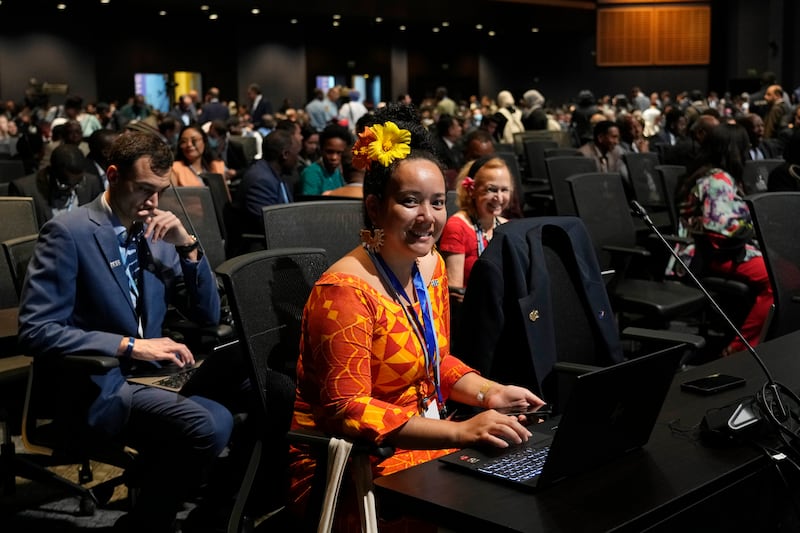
[352,121,412,170]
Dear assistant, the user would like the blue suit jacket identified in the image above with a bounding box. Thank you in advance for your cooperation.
[18,194,220,434]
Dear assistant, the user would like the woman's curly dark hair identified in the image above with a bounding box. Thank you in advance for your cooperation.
[360,103,444,228]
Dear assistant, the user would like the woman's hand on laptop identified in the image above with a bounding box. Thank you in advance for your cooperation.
[459,409,534,448]
[484,384,545,413]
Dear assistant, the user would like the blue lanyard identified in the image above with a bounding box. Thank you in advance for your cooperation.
[370,251,444,411]
[472,216,498,256]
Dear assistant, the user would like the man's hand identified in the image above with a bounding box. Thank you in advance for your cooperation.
[124,336,195,367]
[140,208,192,246]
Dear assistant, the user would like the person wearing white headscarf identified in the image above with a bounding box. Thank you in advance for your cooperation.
[495,90,524,145]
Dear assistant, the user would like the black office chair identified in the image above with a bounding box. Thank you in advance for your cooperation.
[9,354,138,515]
[2,233,38,299]
[654,164,686,234]
[522,139,557,184]
[742,159,783,195]
[261,200,363,264]
[0,196,38,243]
[623,152,672,234]
[543,155,598,216]
[543,147,581,158]
[215,248,393,533]
[747,192,800,341]
[0,160,26,183]
[567,171,707,331]
[453,217,702,413]
[200,172,232,245]
[152,186,236,352]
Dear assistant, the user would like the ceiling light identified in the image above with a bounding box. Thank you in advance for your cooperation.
[333,14,341,20]
[200,5,209,11]
[56,3,66,10]
[375,17,383,23]
[209,13,218,20]
[432,27,440,33]
[488,30,496,37]
[475,24,483,30]
[251,8,260,15]
[399,25,406,31]
[290,18,298,24]
[531,27,539,32]
[159,10,167,16]
[442,21,449,27]
[332,21,340,27]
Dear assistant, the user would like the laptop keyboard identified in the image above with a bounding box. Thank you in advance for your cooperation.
[478,445,551,482]
[152,366,198,389]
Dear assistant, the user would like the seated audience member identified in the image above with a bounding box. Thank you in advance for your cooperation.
[495,90,524,145]
[578,119,625,173]
[300,123,351,196]
[17,132,251,532]
[662,113,720,175]
[617,114,650,154]
[297,124,320,174]
[439,156,513,300]
[675,123,773,356]
[322,148,364,198]
[84,128,119,190]
[737,113,782,160]
[768,128,800,191]
[171,124,226,188]
[432,113,466,177]
[288,103,543,532]
[206,118,249,192]
[231,129,300,238]
[9,143,103,229]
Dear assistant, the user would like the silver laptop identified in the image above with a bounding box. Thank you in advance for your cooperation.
[439,344,684,490]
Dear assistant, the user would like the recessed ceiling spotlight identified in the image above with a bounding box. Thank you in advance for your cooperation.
[209,13,218,20]
[56,3,66,10]
[100,0,110,4]
[442,21,449,27]
[333,20,340,27]
[200,5,209,11]
[488,30,496,37]
[159,10,167,16]
[251,8,260,15]
[333,14,341,20]
[475,24,483,30]
[290,18,298,24]
[399,25,406,31]
[531,27,539,32]
[375,17,383,23]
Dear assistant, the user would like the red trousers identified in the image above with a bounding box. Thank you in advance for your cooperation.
[709,255,773,354]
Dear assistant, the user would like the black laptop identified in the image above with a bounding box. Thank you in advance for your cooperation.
[439,344,684,490]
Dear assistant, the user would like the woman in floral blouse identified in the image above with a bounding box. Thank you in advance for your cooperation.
[676,122,773,355]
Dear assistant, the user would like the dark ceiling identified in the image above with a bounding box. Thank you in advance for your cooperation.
[0,0,597,36]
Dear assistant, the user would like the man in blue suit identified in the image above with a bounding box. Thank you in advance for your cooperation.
[18,131,234,532]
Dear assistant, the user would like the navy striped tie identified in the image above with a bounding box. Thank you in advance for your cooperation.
[119,229,141,306]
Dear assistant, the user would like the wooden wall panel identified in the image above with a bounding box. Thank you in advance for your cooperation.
[597,5,710,66]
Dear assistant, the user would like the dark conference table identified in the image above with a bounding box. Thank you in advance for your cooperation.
[374,331,800,532]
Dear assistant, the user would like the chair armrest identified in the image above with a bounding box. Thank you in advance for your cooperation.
[38,354,120,375]
[288,427,395,459]
[621,326,706,350]
[602,244,651,258]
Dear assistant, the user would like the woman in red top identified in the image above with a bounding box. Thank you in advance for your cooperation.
[439,156,514,300]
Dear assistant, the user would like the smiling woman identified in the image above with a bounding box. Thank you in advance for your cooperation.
[288,103,544,532]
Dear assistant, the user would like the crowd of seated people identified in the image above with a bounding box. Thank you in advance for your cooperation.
[5,76,800,533]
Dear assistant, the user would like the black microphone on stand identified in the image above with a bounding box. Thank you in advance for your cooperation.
[629,200,800,443]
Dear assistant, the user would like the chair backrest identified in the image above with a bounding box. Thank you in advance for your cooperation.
[215,248,329,384]
[446,189,459,218]
[2,233,38,299]
[0,197,38,243]
[522,139,558,183]
[512,130,565,156]
[543,147,581,159]
[567,172,637,270]
[623,152,664,207]
[261,200,363,264]
[742,159,783,195]
[0,159,26,183]
[157,186,226,270]
[229,135,258,165]
[200,172,230,242]
[544,155,598,216]
[655,164,687,233]
[746,192,800,340]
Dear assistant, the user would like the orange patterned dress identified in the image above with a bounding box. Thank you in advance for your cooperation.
[289,252,475,508]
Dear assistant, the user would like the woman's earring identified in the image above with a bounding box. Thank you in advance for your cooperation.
[360,228,385,253]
